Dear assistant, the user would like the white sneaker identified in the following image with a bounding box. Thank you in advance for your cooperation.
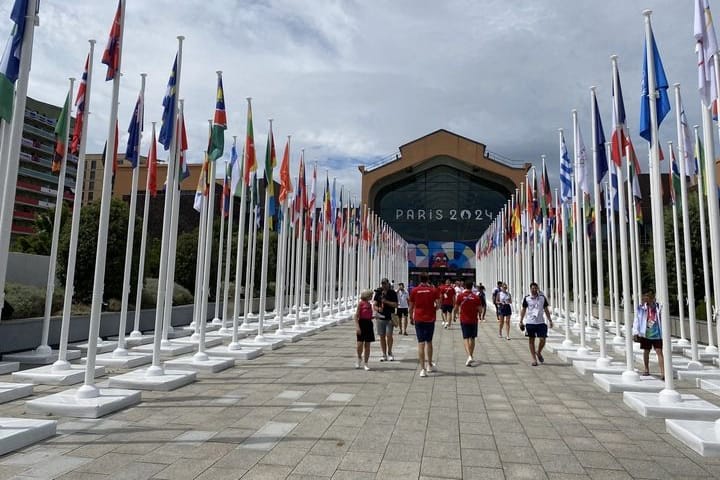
[379,355,387,362]
[465,357,473,367]
[443,323,448,329]
[419,369,427,377]
[428,362,437,372]
[355,359,361,369]
[388,354,394,361]
[364,364,371,371]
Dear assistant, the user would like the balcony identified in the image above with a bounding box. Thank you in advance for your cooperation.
[11,223,34,235]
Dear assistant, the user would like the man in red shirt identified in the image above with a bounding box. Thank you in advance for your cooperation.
[439,278,456,329]
[453,280,482,367]
[409,274,439,378]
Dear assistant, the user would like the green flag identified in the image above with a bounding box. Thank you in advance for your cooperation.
[52,93,70,174]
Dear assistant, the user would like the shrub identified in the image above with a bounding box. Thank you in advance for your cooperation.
[141,278,193,307]
[4,283,63,319]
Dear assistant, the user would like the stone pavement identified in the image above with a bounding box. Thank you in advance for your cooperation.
[0,319,719,480]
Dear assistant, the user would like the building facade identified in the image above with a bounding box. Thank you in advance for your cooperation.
[360,129,530,280]
[12,97,77,236]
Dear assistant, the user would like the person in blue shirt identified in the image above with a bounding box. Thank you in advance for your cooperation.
[632,290,665,379]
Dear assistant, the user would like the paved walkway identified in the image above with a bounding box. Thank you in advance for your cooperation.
[0,318,719,479]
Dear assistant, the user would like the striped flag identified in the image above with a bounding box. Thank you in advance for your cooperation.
[278,138,292,204]
[147,124,158,196]
[52,93,70,174]
[159,54,177,150]
[244,99,256,185]
[101,0,123,81]
[125,92,143,168]
[559,130,573,204]
[70,55,88,155]
[209,74,227,161]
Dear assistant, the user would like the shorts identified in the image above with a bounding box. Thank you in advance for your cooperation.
[460,322,478,339]
[396,308,408,317]
[639,337,662,350]
[525,323,548,338]
[375,318,394,336]
[441,304,454,313]
[415,322,435,343]
[356,319,375,343]
[499,304,512,316]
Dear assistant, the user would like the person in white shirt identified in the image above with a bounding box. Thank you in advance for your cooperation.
[497,283,512,340]
[518,282,553,366]
[396,282,410,335]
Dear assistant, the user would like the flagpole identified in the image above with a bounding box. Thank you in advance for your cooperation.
[54,41,95,371]
[668,140,688,347]
[148,36,184,377]
[674,86,701,367]
[131,120,154,339]
[572,110,588,354]
[692,125,715,355]
[37,78,74,357]
[242,175,258,327]
[0,0,39,320]
[643,10,677,399]
[79,0,126,397]
[115,73,145,356]
[608,163,620,346]
[191,137,208,335]
[590,87,607,363]
[213,159,227,324]
[255,119,274,342]
[708,53,720,352]
[220,141,236,333]
[229,136,249,350]
[604,175,617,354]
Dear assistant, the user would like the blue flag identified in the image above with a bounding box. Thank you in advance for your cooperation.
[125,94,143,168]
[158,54,177,150]
[639,29,671,142]
[559,131,573,204]
[594,95,608,182]
[0,0,29,122]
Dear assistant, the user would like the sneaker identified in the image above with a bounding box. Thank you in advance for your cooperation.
[465,357,473,367]
[388,354,394,361]
[379,355,387,362]
[498,333,503,338]
[506,336,511,340]
[428,362,437,372]
[355,359,360,369]
[364,364,371,371]
[537,353,544,364]
[419,369,428,377]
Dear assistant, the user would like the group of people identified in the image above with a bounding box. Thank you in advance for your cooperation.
[354,274,666,377]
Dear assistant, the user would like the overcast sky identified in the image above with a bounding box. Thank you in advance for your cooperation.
[0,0,707,200]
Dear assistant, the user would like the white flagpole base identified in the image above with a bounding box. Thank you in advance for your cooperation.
[171,336,223,348]
[164,355,234,373]
[3,349,80,365]
[593,372,665,393]
[68,340,118,355]
[573,359,625,375]
[12,365,104,386]
[624,391,720,420]
[26,388,141,418]
[131,342,195,358]
[232,337,286,351]
[205,345,263,360]
[109,334,154,347]
[0,383,33,404]
[666,418,720,456]
[0,418,56,456]
[699,378,720,397]
[109,367,196,391]
[86,351,152,369]
[0,362,19,374]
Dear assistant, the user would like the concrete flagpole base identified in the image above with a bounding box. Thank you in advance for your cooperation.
[232,337,286,351]
[84,351,153,369]
[683,348,720,363]
[593,372,666,393]
[171,335,224,348]
[12,365,105,386]
[0,383,33,404]
[108,367,196,391]
[557,349,601,362]
[623,391,720,420]
[131,341,195,358]
[0,418,56,456]
[68,340,118,355]
[263,329,305,343]
[109,334,154,347]
[164,354,235,373]
[699,378,720,397]
[677,368,720,382]
[546,342,583,353]
[25,388,141,418]
[666,419,720,456]
[0,362,19,374]
[3,349,81,365]
[205,344,263,360]
[573,359,626,375]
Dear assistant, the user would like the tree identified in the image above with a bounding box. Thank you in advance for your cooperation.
[12,204,71,255]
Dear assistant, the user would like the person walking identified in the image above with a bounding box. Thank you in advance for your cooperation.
[409,274,439,377]
[491,281,503,322]
[632,291,665,379]
[477,284,487,321]
[518,282,553,366]
[396,282,410,335]
[439,278,456,328]
[355,290,375,371]
[454,280,482,366]
[497,283,512,339]
[374,278,398,361]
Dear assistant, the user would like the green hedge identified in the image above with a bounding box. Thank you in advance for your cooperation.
[4,283,63,319]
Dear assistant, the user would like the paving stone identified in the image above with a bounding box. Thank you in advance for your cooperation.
[291,454,341,476]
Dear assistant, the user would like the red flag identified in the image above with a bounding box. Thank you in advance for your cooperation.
[244,100,256,185]
[70,55,88,155]
[102,0,123,81]
[147,124,158,196]
[278,139,292,204]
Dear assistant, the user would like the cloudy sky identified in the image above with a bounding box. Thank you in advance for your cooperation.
[0,0,707,200]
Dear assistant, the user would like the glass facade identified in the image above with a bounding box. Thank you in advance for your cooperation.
[376,162,510,244]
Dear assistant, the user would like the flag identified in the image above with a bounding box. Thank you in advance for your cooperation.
[230,140,242,197]
[209,75,227,161]
[193,159,208,212]
[52,93,70,174]
[593,95,609,182]
[560,130,573,204]
[670,145,681,206]
[159,54,177,150]
[278,139,292,204]
[147,124,158,197]
[609,168,619,211]
[125,93,143,168]
[264,123,277,225]
[331,178,337,227]
[540,162,552,215]
[177,112,190,183]
[324,176,331,225]
[679,103,697,176]
[309,163,317,219]
[244,99,256,185]
[639,28,671,142]
[70,55,88,155]
[575,127,589,195]
[611,66,627,167]
[0,0,29,122]
[101,0,122,81]
[628,138,642,199]
[222,160,231,217]
[695,0,719,107]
